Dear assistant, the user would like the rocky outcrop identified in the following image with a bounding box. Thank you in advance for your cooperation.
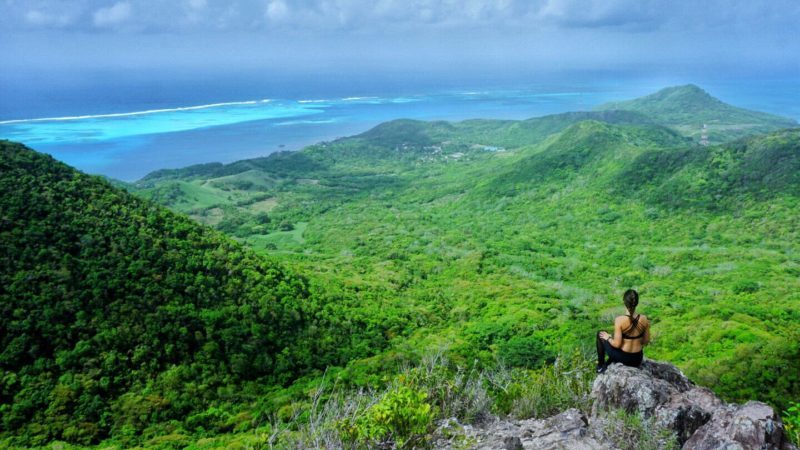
[592,360,796,449]
[591,360,721,445]
[683,401,790,450]
[434,359,797,450]
[434,408,613,450]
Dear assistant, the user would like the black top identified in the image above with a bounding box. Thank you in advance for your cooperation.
[621,314,647,340]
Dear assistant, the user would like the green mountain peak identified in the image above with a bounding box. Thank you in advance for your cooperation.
[595,84,796,142]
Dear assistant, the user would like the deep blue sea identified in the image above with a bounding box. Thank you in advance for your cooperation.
[1,73,798,181]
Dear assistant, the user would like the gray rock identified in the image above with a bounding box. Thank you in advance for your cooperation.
[503,436,523,450]
[640,359,695,391]
[433,359,797,450]
[518,408,610,450]
[591,360,721,445]
[591,359,797,450]
[437,408,614,450]
[683,401,797,450]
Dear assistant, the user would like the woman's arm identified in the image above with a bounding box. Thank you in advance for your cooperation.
[642,318,651,345]
[609,317,623,348]
[599,318,623,348]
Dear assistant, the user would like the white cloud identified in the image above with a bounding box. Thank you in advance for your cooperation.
[265,0,289,22]
[183,0,208,25]
[1,0,797,76]
[24,10,73,27]
[538,0,662,30]
[1,0,798,38]
[93,1,132,28]
[187,0,208,10]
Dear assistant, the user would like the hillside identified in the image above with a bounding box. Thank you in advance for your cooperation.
[0,141,406,447]
[596,84,797,143]
[620,128,800,208]
[124,87,800,432]
[480,120,691,195]
[132,110,658,187]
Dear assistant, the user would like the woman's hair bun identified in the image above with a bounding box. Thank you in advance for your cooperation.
[623,289,639,312]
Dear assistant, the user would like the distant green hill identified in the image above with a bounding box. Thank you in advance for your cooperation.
[135,85,795,191]
[596,84,797,143]
[0,141,400,447]
[482,120,691,195]
[127,86,800,248]
[620,128,800,208]
[134,110,657,186]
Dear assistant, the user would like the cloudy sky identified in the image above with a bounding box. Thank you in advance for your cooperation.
[1,0,798,80]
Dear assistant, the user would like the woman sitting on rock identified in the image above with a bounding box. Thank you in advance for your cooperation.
[596,289,650,373]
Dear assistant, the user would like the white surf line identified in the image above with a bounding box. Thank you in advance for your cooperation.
[0,99,274,125]
[300,96,388,103]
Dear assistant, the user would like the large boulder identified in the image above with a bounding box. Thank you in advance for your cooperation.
[591,360,797,450]
[683,401,791,450]
[591,360,720,444]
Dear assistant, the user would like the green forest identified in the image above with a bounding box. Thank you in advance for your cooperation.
[1,85,799,449]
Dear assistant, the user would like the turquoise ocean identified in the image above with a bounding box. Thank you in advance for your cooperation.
[1,75,798,181]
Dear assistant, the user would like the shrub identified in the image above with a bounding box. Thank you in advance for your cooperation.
[497,335,553,369]
[185,406,234,434]
[488,347,594,419]
[339,384,436,449]
[784,402,800,447]
[404,351,492,423]
[733,280,760,294]
[256,212,271,224]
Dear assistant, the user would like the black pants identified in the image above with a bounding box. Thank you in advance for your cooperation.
[596,331,643,367]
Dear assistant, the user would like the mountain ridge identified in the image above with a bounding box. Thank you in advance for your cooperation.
[134,84,796,184]
[618,127,800,208]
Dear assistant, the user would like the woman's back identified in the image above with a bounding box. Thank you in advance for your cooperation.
[597,289,649,372]
[616,313,650,353]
